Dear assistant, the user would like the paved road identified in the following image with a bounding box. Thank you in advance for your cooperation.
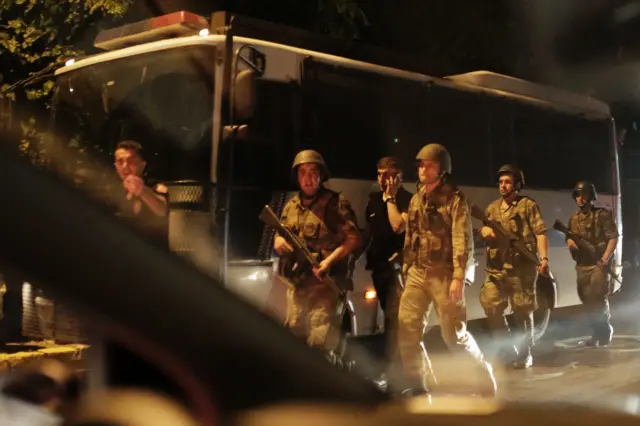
[348,290,640,407]
[497,330,640,404]
[496,312,640,405]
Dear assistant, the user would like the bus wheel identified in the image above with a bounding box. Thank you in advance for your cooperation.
[533,272,557,343]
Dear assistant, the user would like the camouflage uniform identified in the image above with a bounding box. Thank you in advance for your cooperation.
[567,205,618,345]
[278,187,359,350]
[398,144,493,394]
[480,196,546,363]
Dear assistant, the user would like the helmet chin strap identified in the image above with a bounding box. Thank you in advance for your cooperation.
[502,190,517,203]
[578,201,592,211]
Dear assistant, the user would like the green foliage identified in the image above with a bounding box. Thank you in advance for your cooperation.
[0,0,366,165]
[0,0,131,163]
[320,0,369,39]
[18,117,48,166]
[0,0,132,99]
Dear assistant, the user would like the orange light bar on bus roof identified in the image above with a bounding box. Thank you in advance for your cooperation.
[94,11,209,52]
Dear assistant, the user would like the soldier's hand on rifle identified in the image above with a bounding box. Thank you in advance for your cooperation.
[313,258,331,281]
[274,236,294,255]
[480,226,496,240]
[538,258,549,276]
[567,238,578,251]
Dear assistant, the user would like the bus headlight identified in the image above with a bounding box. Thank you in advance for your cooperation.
[364,290,377,301]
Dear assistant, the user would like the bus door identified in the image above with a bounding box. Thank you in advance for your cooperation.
[215,44,301,316]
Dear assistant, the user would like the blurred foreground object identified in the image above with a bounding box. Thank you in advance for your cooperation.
[0,395,60,426]
[64,388,199,426]
[1,359,81,413]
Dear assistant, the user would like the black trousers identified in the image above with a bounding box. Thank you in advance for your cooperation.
[371,263,403,364]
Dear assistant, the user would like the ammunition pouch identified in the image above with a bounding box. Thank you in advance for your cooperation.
[403,244,416,269]
[279,250,352,291]
[508,242,536,267]
[426,249,450,264]
[278,253,316,285]
[337,277,355,292]
[569,246,579,263]
[576,241,603,266]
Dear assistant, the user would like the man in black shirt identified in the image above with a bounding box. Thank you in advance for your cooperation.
[113,141,168,247]
[363,156,413,376]
[101,140,178,395]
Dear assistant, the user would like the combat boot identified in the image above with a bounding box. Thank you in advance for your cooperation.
[497,344,520,366]
[400,386,430,398]
[486,315,519,366]
[579,338,599,348]
[580,322,613,347]
[475,360,498,397]
[399,375,430,398]
[579,336,602,347]
[596,323,614,346]
[511,312,533,369]
[512,345,533,369]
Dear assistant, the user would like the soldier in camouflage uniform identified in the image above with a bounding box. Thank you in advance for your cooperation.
[479,164,549,369]
[398,143,496,397]
[274,150,360,351]
[565,181,618,346]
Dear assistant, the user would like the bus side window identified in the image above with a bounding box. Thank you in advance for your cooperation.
[422,85,494,187]
[299,60,431,183]
[510,105,613,192]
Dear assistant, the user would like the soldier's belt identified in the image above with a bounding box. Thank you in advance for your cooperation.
[575,264,600,271]
[414,260,453,270]
[283,275,338,290]
[486,266,535,277]
[416,249,450,264]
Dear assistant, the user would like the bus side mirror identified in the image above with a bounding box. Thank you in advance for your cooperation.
[231,45,265,124]
[223,124,249,140]
[233,69,256,124]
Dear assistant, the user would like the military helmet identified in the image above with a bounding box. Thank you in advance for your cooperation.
[497,164,525,189]
[572,181,597,201]
[291,149,330,183]
[415,143,452,174]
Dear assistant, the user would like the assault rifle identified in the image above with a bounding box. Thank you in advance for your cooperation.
[553,219,622,285]
[258,205,344,296]
[552,220,599,264]
[260,204,352,367]
[469,203,542,268]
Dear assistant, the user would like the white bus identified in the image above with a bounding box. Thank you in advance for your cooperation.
[50,11,622,344]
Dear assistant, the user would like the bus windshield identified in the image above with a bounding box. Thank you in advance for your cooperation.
[52,45,215,183]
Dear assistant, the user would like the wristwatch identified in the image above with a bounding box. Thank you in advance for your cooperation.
[386,196,397,204]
